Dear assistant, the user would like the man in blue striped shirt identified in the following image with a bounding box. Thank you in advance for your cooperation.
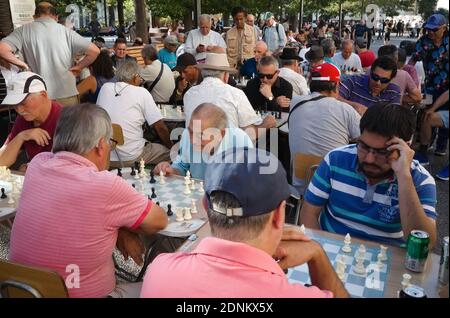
[301,102,437,248]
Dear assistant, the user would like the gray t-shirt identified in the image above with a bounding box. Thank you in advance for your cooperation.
[2,17,91,99]
[139,60,176,103]
[289,92,361,194]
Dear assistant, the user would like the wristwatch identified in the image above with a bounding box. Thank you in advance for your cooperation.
[268,95,274,101]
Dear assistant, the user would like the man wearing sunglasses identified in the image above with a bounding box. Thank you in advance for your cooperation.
[301,102,437,248]
[339,56,401,115]
[244,55,293,112]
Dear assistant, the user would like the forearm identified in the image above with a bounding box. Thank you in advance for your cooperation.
[431,90,449,111]
[397,174,436,247]
[0,135,25,167]
[300,211,321,229]
[154,122,173,149]
[308,249,349,298]
[0,42,26,69]
[76,49,99,70]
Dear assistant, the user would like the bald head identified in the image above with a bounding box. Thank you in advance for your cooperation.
[35,2,57,18]
[191,103,228,130]
[254,41,268,62]
[247,14,256,26]
[341,39,354,60]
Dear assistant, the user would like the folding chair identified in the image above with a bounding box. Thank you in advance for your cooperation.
[110,123,127,169]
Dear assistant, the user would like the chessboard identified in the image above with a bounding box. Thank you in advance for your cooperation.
[0,168,24,221]
[114,167,206,238]
[286,233,391,298]
[158,104,185,122]
[255,110,288,128]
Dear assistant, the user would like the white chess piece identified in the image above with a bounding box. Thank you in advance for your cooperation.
[379,245,388,261]
[159,170,166,184]
[190,179,195,190]
[186,170,191,178]
[376,253,384,268]
[184,183,191,195]
[299,224,306,235]
[336,256,346,280]
[184,173,191,185]
[7,194,14,205]
[198,181,204,193]
[139,159,147,178]
[12,181,19,195]
[162,107,167,117]
[183,207,192,220]
[177,106,182,113]
[191,199,198,214]
[342,233,352,253]
[353,256,366,275]
[401,273,412,289]
[175,208,184,222]
[357,244,366,259]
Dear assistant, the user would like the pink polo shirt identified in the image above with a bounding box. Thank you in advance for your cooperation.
[10,151,151,298]
[141,237,332,298]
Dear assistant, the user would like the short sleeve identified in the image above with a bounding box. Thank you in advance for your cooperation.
[235,89,262,127]
[339,77,353,100]
[414,168,437,220]
[347,107,361,139]
[142,89,163,126]
[304,155,332,206]
[405,72,418,93]
[2,28,24,52]
[67,29,91,55]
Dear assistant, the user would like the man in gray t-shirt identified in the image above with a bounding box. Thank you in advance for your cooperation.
[0,2,99,105]
[289,63,361,195]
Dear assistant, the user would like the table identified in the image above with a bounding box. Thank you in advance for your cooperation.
[178,223,448,298]
[157,104,186,122]
[256,110,288,128]
[0,170,24,223]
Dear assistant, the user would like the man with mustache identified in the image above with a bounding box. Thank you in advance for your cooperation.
[300,102,437,248]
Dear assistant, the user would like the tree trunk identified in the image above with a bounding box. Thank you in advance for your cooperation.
[134,0,148,43]
[183,10,193,32]
[117,0,124,28]
[290,14,298,33]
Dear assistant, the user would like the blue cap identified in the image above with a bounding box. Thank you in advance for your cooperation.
[204,147,290,217]
[424,14,447,29]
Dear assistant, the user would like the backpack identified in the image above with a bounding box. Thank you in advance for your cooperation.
[262,23,282,43]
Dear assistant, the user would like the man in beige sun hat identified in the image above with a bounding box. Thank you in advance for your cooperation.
[183,52,276,140]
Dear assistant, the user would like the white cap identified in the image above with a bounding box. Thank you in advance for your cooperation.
[1,72,47,105]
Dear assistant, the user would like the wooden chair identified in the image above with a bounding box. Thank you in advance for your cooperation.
[0,259,68,298]
[110,123,128,169]
[126,45,145,66]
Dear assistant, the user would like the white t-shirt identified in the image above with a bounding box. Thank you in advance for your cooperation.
[332,52,363,73]
[279,68,309,96]
[139,60,176,103]
[183,77,262,128]
[97,82,162,162]
[184,29,227,61]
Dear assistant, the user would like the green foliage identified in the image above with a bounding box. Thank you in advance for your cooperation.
[417,0,438,19]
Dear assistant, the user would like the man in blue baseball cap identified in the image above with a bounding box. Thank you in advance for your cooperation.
[141,147,348,298]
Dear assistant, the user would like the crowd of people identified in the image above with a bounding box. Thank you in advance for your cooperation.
[0,2,448,298]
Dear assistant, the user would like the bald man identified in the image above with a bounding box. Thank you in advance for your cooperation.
[332,40,363,74]
[240,41,269,78]
[246,14,261,42]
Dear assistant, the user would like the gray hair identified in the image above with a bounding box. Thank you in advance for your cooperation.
[201,69,226,80]
[259,55,279,69]
[191,103,228,130]
[141,44,157,61]
[199,14,211,25]
[341,39,354,49]
[207,191,272,242]
[321,38,336,56]
[115,61,140,82]
[53,103,112,156]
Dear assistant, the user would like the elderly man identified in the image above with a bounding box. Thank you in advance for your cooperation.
[0,72,62,170]
[157,35,179,70]
[244,55,293,112]
[332,39,363,74]
[321,38,339,68]
[140,45,175,103]
[154,103,253,180]
[176,33,186,57]
[339,56,401,115]
[97,61,172,167]
[240,40,268,78]
[261,12,286,54]
[142,147,349,298]
[289,63,361,195]
[184,14,227,62]
[226,7,256,69]
[170,53,202,105]
[111,37,137,69]
[183,53,275,139]
[0,2,100,106]
[301,102,437,248]
[279,48,308,96]
[246,14,261,42]
[9,103,168,298]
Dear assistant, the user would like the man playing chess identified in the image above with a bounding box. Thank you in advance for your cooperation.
[301,102,437,248]
[142,147,348,298]
[154,103,253,180]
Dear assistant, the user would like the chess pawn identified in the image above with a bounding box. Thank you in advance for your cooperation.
[159,170,166,184]
[198,181,204,193]
[353,256,366,275]
[379,245,388,261]
[162,107,167,116]
[7,194,14,205]
[299,224,306,235]
[175,208,184,222]
[183,207,192,220]
[184,183,191,195]
[191,199,198,214]
[184,176,191,185]
[357,244,366,259]
[376,253,384,268]
[177,106,182,113]
[190,179,195,190]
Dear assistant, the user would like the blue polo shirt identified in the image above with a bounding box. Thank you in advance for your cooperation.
[157,48,177,70]
[304,144,437,247]
[339,74,401,108]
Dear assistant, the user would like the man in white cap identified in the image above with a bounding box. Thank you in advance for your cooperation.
[0,72,62,170]
[183,52,276,139]
[261,12,287,54]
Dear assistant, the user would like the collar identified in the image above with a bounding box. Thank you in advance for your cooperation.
[192,237,286,277]
[201,76,225,85]
[35,17,56,23]
[52,151,99,170]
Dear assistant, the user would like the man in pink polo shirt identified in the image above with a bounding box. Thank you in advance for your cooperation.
[141,147,349,298]
[9,103,168,298]
[0,72,62,171]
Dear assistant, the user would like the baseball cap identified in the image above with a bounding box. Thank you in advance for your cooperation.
[310,62,341,82]
[204,147,291,217]
[264,12,275,20]
[173,53,197,72]
[1,72,47,105]
[424,14,447,29]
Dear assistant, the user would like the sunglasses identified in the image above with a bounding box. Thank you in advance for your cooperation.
[370,72,391,84]
[258,72,277,80]
[427,27,443,32]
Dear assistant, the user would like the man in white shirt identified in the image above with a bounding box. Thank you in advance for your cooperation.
[97,61,172,167]
[183,53,276,140]
[332,39,363,74]
[184,14,227,62]
[140,45,175,103]
[278,48,309,96]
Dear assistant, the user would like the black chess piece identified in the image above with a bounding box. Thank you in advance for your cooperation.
[132,183,136,188]
[134,161,140,174]
[167,204,173,216]
[117,168,122,177]
[151,187,157,199]
[130,167,136,176]
[156,201,160,206]
[1,188,7,199]
[149,170,156,183]
[277,111,282,119]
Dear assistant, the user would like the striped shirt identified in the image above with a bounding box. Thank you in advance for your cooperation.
[304,145,437,247]
[339,74,401,108]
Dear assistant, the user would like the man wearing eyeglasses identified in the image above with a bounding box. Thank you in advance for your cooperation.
[301,102,437,248]
[339,56,401,115]
[243,55,293,112]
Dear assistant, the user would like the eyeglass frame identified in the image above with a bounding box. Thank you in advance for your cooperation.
[356,140,393,159]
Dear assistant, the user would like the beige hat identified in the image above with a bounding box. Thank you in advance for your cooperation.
[195,53,237,73]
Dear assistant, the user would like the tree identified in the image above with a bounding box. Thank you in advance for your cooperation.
[135,0,148,43]
[417,0,438,19]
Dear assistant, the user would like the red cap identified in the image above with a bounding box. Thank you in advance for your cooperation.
[310,63,341,82]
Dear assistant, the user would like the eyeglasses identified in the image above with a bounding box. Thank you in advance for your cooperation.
[370,72,391,84]
[357,140,391,159]
[258,72,277,80]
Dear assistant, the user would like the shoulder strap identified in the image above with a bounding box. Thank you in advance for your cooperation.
[144,62,164,93]
[287,95,327,128]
